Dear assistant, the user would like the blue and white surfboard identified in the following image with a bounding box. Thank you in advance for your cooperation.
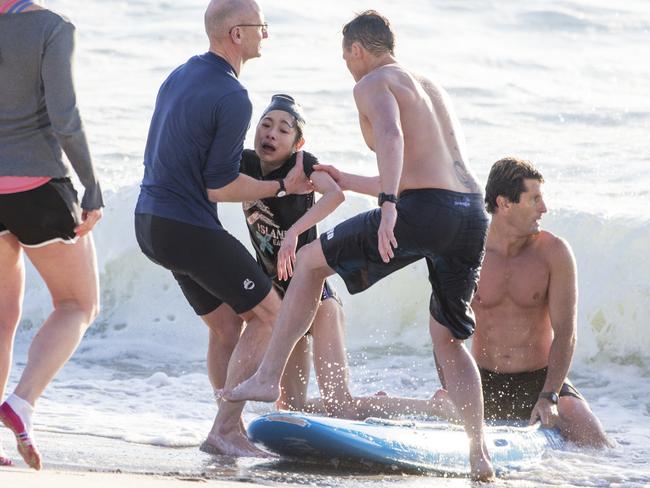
[248,412,563,475]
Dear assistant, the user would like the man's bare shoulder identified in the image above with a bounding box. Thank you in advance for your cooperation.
[353,67,398,107]
[354,66,393,93]
[534,230,575,266]
[412,72,437,90]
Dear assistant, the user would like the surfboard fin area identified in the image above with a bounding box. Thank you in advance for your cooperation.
[247,412,564,476]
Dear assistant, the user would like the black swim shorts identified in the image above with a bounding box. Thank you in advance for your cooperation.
[320,188,488,340]
[135,213,272,315]
[480,367,585,421]
[0,178,82,247]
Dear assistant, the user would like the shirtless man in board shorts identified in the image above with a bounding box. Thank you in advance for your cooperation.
[224,11,495,481]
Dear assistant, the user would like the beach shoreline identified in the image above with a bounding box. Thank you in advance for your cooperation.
[0,467,264,488]
[0,428,275,485]
[0,427,407,487]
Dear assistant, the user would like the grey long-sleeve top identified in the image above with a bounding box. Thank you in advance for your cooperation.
[0,10,103,209]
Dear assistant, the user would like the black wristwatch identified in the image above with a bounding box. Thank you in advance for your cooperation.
[538,391,559,405]
[378,192,398,207]
[275,179,287,197]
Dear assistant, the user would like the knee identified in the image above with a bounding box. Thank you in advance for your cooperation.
[53,296,100,325]
[210,321,242,349]
[323,397,357,419]
[86,296,101,324]
[558,396,591,423]
[0,304,21,335]
[295,244,312,263]
[246,290,281,326]
[295,241,326,275]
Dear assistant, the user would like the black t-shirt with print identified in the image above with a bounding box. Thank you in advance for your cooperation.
[240,149,318,292]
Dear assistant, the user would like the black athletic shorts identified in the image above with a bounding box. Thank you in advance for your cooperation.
[320,188,488,340]
[480,367,585,421]
[135,213,272,316]
[0,178,81,247]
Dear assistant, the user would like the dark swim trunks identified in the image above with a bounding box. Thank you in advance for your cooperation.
[135,213,272,316]
[0,178,81,247]
[320,188,488,340]
[480,367,585,421]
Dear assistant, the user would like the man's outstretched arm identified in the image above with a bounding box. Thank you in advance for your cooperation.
[208,152,312,202]
[312,164,381,196]
[530,237,578,426]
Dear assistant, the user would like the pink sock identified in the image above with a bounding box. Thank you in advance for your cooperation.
[0,395,41,469]
[5,394,34,434]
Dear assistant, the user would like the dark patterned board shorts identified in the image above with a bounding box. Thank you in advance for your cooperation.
[320,188,488,340]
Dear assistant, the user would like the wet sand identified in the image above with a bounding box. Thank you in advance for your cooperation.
[0,467,263,488]
[0,428,416,487]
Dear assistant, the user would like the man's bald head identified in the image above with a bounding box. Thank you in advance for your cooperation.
[204,0,258,42]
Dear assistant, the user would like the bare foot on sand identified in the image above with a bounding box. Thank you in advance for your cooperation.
[469,440,495,482]
[200,428,273,458]
[0,441,13,466]
[223,373,280,403]
[0,402,41,470]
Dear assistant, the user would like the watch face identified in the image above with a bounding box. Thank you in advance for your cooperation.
[276,190,287,198]
[540,391,559,404]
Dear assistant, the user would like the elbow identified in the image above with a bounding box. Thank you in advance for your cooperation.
[323,186,345,209]
[560,328,577,353]
[207,188,227,203]
[334,188,346,206]
[376,124,402,143]
[569,331,577,351]
[51,110,83,138]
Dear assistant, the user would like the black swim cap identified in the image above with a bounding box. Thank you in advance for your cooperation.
[261,94,306,138]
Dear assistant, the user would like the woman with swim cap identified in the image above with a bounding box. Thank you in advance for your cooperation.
[205,94,354,415]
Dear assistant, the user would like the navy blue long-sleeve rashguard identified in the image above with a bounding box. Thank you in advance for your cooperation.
[136,52,251,230]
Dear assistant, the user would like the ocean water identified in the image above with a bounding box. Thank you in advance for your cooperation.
[4,0,650,486]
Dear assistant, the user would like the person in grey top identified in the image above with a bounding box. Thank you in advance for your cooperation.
[0,2,102,470]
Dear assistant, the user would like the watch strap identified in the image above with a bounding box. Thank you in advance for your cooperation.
[538,391,559,404]
[378,192,398,207]
[275,179,286,196]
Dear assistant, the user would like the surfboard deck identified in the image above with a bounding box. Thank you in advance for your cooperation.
[248,412,563,475]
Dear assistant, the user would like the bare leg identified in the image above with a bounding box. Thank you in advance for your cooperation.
[202,304,243,391]
[429,317,494,482]
[348,389,460,421]
[13,237,99,404]
[309,298,355,417]
[0,234,23,404]
[557,396,614,448]
[0,235,99,470]
[277,336,310,411]
[203,289,281,457]
[0,234,24,467]
[224,241,334,403]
